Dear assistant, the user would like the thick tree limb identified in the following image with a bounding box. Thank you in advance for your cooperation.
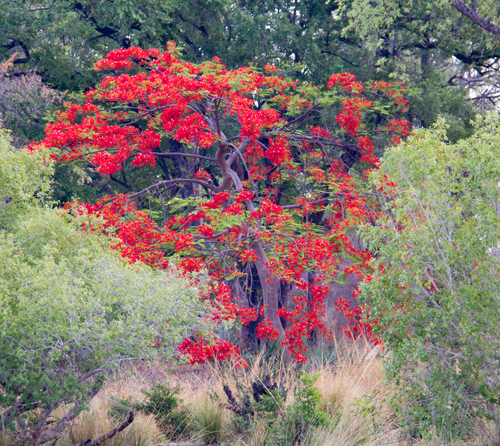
[72,411,134,446]
[222,385,245,415]
[452,1,500,37]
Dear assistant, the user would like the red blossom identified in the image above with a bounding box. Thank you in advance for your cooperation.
[34,46,410,365]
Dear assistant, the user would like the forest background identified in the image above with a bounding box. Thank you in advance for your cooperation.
[1,0,500,445]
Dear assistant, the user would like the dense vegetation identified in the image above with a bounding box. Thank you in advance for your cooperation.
[1,0,500,444]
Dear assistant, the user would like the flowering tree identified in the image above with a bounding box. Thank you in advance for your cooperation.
[31,44,409,364]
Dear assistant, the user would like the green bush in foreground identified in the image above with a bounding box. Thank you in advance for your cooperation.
[0,133,206,445]
[360,115,500,442]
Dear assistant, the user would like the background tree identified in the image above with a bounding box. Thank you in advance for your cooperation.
[359,115,500,442]
[0,0,180,90]
[339,0,500,112]
[1,0,494,152]
[0,55,64,148]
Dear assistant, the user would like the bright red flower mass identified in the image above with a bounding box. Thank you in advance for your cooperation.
[32,43,409,365]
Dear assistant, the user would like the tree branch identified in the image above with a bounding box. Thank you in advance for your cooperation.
[72,411,134,446]
[127,178,216,200]
[152,152,216,162]
[452,0,500,36]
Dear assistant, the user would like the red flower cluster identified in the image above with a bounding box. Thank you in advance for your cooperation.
[256,319,281,341]
[178,337,243,365]
[194,169,212,180]
[328,73,364,93]
[336,98,373,136]
[335,297,382,345]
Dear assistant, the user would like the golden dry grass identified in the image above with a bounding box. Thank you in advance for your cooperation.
[64,379,165,446]
[2,338,487,445]
[52,338,485,445]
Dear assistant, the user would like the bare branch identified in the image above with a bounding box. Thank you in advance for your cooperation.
[72,411,134,446]
[152,152,216,162]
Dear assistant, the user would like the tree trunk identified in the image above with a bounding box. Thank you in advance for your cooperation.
[252,241,285,338]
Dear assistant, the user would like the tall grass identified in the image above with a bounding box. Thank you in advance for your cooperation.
[191,395,234,444]
[2,339,488,445]
[177,338,401,445]
[61,376,165,446]
[55,338,486,446]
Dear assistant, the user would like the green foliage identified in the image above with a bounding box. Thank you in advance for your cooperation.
[336,0,490,134]
[277,373,330,444]
[0,0,181,91]
[224,370,329,445]
[0,135,206,442]
[0,209,205,430]
[107,397,137,421]
[135,383,189,436]
[251,372,329,446]
[293,373,326,422]
[360,115,500,441]
[0,130,52,229]
[351,389,385,437]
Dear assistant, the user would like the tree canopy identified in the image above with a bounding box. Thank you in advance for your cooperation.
[29,45,410,363]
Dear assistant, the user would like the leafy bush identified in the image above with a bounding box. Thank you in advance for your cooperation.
[107,397,138,421]
[135,383,189,436]
[221,368,329,445]
[0,129,52,229]
[265,373,329,445]
[0,134,206,444]
[360,115,500,442]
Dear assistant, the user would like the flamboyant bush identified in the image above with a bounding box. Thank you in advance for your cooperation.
[0,133,205,445]
[31,44,410,364]
[359,116,500,441]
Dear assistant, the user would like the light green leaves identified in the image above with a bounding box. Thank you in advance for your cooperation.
[360,114,500,439]
[0,132,206,430]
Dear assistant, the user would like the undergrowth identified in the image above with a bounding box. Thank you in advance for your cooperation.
[53,340,485,446]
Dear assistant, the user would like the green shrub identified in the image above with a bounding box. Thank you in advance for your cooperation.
[266,373,329,445]
[107,397,138,421]
[360,115,500,442]
[0,134,206,444]
[222,369,329,445]
[135,383,189,436]
[0,129,52,229]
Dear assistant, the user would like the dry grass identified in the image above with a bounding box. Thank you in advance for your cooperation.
[2,339,486,445]
[60,375,166,446]
[56,338,481,446]
[313,341,385,411]
[190,394,234,444]
[170,338,402,445]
